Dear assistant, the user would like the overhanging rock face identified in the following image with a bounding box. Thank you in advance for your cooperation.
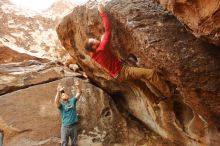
[159,0,220,46]
[56,0,220,145]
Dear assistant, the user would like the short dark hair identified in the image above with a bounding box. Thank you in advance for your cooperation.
[84,40,93,52]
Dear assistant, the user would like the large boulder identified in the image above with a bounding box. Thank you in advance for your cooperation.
[0,60,65,95]
[56,0,220,145]
[0,44,65,95]
[0,77,172,146]
[159,0,220,46]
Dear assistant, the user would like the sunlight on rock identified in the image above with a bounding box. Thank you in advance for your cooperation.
[10,0,90,12]
[10,0,56,11]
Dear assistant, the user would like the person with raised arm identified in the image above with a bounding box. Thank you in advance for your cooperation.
[55,80,82,146]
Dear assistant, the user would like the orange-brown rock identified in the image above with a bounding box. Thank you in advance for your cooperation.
[159,0,220,46]
[56,0,220,145]
[0,45,48,64]
[0,60,64,95]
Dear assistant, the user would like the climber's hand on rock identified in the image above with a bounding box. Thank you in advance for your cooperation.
[98,3,105,13]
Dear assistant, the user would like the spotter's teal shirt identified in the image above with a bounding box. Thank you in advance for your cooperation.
[59,97,78,127]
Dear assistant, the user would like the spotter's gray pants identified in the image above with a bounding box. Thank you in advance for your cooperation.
[61,123,77,146]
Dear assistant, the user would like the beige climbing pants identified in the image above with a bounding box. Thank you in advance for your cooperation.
[117,65,171,97]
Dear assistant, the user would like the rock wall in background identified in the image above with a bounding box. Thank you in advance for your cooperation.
[0,0,75,60]
[0,45,48,64]
[56,0,220,145]
[159,0,220,46]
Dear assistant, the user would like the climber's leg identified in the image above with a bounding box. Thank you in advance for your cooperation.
[118,66,171,97]
[61,126,69,146]
[69,124,77,146]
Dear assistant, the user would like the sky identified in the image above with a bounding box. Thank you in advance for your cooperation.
[10,0,90,11]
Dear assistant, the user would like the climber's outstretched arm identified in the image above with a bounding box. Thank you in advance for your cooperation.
[55,84,63,107]
[97,3,111,51]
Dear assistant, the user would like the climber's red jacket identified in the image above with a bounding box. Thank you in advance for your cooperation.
[91,12,122,78]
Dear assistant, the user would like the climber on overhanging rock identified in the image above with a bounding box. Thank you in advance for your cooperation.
[84,3,171,104]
